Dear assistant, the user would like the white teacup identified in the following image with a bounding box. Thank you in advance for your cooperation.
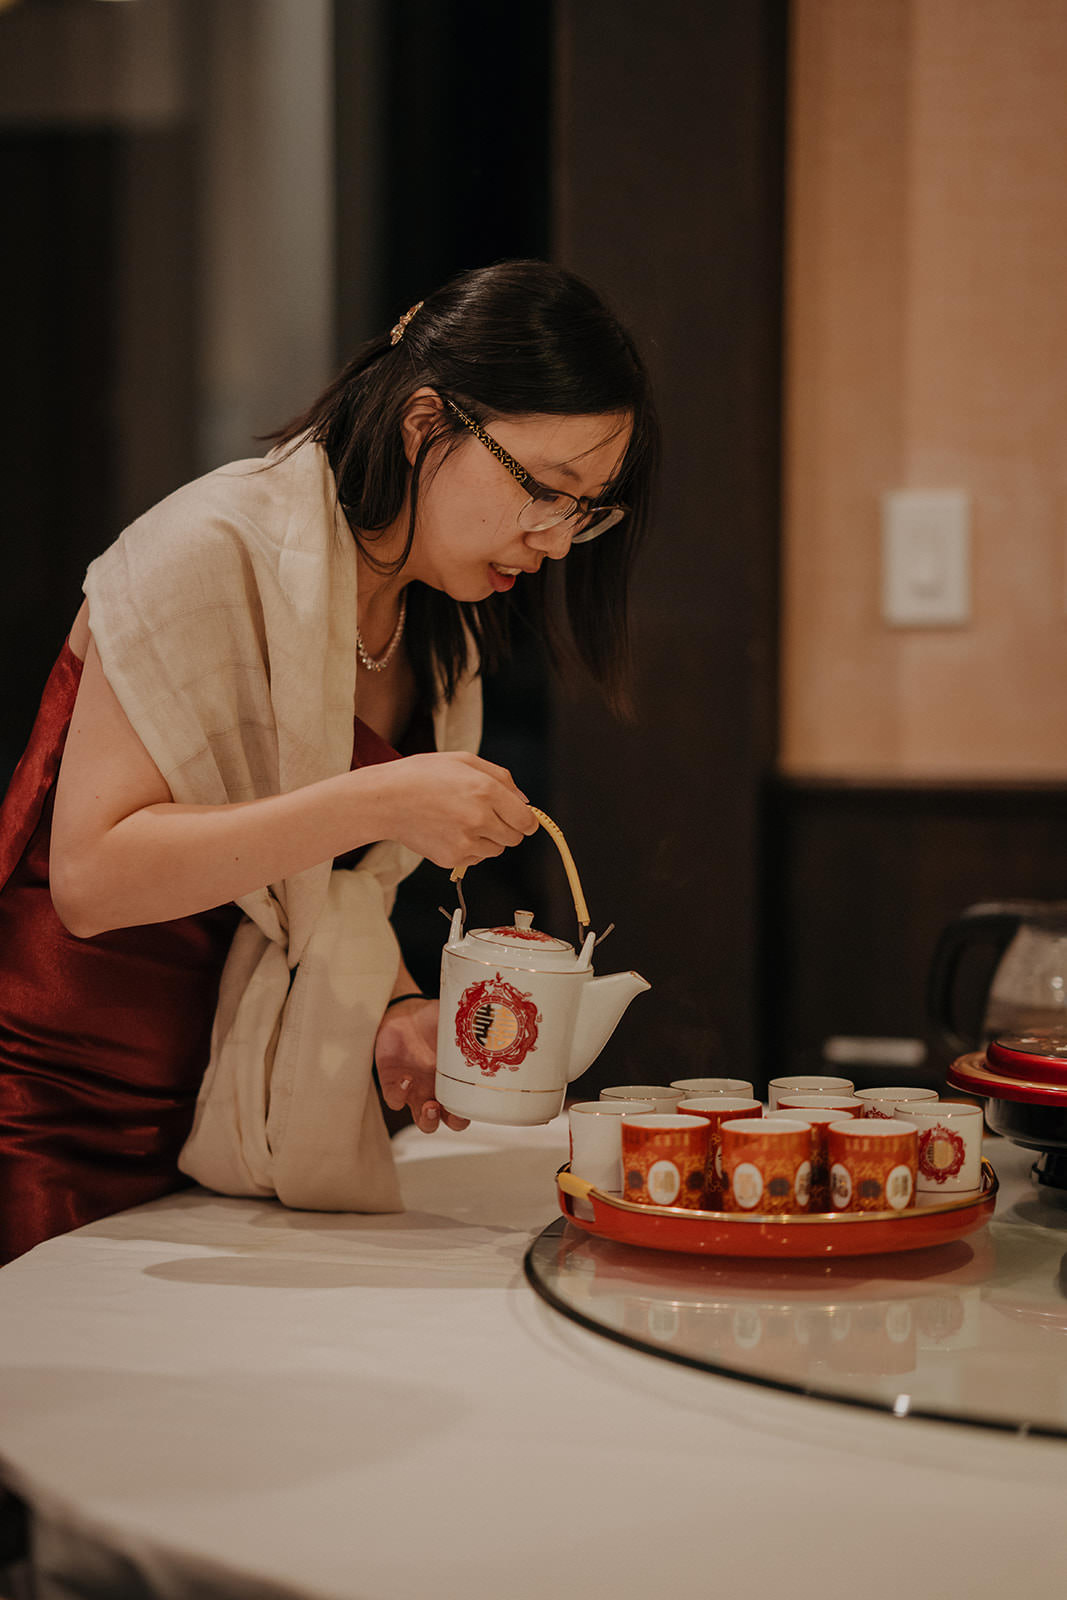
[601,1084,684,1107]
[855,1086,939,1120]
[767,1075,854,1111]
[894,1100,983,1193]
[568,1099,658,1192]
[671,1077,755,1097]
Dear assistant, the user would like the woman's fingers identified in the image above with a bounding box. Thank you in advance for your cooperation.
[375,1001,465,1135]
[415,1100,468,1135]
[491,814,535,848]
[416,1100,440,1133]
[460,756,538,837]
[383,1075,468,1137]
[380,1071,413,1111]
[494,790,540,838]
[375,751,539,870]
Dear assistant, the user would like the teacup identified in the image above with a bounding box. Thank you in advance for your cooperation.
[677,1096,761,1206]
[827,1119,917,1212]
[777,1093,863,1116]
[721,1117,813,1213]
[620,1115,709,1209]
[601,1084,685,1108]
[767,1075,854,1110]
[855,1086,939,1120]
[782,1104,852,1210]
[671,1077,755,1097]
[894,1100,983,1193]
[568,1099,659,1192]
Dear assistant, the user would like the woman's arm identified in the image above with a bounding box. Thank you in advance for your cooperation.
[50,637,534,937]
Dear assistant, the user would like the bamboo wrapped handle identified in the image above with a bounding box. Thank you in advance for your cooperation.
[557,1168,596,1200]
[450,805,590,933]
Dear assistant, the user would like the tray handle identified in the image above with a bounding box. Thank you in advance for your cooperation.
[557,1168,595,1201]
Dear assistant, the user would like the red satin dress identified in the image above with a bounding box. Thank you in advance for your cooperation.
[0,640,413,1264]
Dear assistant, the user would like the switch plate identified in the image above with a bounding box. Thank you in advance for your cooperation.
[881,490,970,626]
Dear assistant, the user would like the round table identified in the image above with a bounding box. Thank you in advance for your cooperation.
[0,1119,1064,1599]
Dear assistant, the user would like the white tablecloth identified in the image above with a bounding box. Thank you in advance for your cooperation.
[0,1118,1064,1599]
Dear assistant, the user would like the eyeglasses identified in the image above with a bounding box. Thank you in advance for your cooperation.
[442,396,627,543]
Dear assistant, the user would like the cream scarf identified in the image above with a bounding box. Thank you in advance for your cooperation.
[83,439,481,1212]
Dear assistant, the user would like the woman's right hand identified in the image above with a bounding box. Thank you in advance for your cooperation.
[369,752,538,870]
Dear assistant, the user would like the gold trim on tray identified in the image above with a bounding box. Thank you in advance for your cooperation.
[557,1160,998,1223]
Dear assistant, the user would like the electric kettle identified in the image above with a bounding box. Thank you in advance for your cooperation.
[927,900,1067,1057]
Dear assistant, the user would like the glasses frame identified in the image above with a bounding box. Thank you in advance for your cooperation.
[441,396,627,543]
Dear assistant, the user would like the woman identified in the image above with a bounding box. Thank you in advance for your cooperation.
[0,260,659,1262]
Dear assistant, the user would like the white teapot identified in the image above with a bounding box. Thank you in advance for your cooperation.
[434,906,650,1127]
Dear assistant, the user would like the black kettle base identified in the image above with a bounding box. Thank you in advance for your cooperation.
[1033,1151,1067,1192]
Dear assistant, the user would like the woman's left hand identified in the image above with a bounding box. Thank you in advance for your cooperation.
[374,997,470,1134]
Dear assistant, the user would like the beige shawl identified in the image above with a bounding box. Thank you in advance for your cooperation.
[83,439,481,1212]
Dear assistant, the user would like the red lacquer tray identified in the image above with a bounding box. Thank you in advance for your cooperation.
[557,1162,998,1259]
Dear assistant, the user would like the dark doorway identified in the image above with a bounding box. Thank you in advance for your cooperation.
[335,0,558,991]
[550,1,788,1091]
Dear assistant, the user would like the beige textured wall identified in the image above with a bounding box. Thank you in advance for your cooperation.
[781,0,1067,779]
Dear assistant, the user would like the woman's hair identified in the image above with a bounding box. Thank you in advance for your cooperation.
[270,260,659,713]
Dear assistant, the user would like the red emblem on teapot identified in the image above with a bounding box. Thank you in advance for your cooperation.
[454,972,541,1076]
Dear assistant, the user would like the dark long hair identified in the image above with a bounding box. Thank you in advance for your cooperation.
[269,260,659,713]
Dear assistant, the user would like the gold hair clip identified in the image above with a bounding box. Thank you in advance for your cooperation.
[389,301,424,345]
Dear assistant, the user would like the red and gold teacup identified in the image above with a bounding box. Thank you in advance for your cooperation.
[777,1093,863,1117]
[778,1104,852,1211]
[721,1117,813,1214]
[677,1096,761,1207]
[620,1115,710,1209]
[827,1119,917,1212]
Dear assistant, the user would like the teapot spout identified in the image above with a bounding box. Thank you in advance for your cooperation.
[568,971,651,1084]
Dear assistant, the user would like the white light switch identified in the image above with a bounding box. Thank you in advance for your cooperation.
[881,490,970,626]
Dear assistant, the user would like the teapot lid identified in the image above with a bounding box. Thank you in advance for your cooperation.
[467,909,573,958]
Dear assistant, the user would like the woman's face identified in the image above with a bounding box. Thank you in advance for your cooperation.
[405,403,632,602]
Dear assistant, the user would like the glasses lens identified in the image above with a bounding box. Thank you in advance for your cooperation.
[517,497,628,542]
[518,492,575,533]
[569,506,627,544]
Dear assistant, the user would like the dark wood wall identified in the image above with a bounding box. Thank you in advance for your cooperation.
[550,1,788,1091]
[767,778,1067,1086]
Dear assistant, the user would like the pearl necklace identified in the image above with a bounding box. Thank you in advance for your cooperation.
[355,593,407,673]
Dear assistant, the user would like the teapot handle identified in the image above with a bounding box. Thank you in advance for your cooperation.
[450,805,592,945]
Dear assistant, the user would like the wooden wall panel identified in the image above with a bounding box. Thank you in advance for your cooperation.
[768,778,1067,1083]
[552,2,787,1088]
